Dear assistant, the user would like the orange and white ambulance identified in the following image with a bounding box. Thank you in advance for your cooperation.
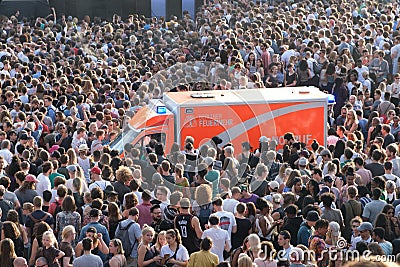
[111,87,331,155]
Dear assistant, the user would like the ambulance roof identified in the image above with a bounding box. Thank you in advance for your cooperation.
[163,87,328,107]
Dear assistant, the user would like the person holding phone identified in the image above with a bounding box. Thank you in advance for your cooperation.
[160,229,189,267]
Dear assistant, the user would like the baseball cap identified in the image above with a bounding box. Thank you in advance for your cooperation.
[298,157,308,166]
[90,166,102,175]
[66,165,77,173]
[78,144,89,151]
[259,136,270,142]
[90,208,101,217]
[203,157,214,167]
[25,174,39,183]
[49,145,59,154]
[320,149,331,157]
[179,198,191,209]
[306,210,320,222]
[268,181,280,190]
[357,222,373,232]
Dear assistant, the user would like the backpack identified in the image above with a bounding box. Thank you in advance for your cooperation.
[53,201,62,217]
[28,213,49,239]
[198,203,212,229]
[115,221,136,257]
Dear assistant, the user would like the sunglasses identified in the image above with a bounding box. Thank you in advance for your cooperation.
[352,225,359,228]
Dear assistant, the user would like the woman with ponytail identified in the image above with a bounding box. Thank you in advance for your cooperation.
[160,229,189,267]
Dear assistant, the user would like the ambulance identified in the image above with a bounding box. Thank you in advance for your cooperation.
[111,87,332,155]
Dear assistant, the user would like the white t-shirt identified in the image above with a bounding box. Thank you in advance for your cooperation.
[214,210,236,236]
[88,180,111,191]
[202,227,230,263]
[36,173,51,197]
[160,244,189,262]
[223,199,239,214]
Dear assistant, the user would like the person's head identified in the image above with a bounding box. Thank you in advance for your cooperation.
[42,230,56,248]
[82,237,93,252]
[156,186,168,202]
[109,239,124,255]
[142,225,155,243]
[13,257,27,267]
[166,229,181,245]
[278,230,291,247]
[357,222,373,239]
[315,219,329,236]
[35,257,48,267]
[351,217,362,236]
[208,215,220,226]
[150,204,162,221]
[2,221,20,240]
[372,188,382,200]
[129,207,139,220]
[238,255,253,267]
[247,233,261,252]
[320,192,335,208]
[33,196,43,208]
[200,236,213,251]
[372,227,385,242]
[62,225,76,241]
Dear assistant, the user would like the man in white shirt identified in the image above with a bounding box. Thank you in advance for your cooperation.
[202,215,231,263]
[222,187,241,214]
[351,222,373,250]
[0,140,13,167]
[36,161,52,197]
[71,128,87,153]
[88,166,111,191]
[355,59,370,83]
[212,197,237,237]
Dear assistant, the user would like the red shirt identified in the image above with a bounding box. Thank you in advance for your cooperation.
[136,202,152,228]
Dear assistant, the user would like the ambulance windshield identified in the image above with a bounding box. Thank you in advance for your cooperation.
[110,126,140,153]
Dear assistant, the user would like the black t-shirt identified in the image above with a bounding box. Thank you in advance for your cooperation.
[113,181,131,204]
[231,217,252,250]
[59,241,74,267]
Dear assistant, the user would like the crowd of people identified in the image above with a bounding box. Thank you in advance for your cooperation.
[0,0,400,266]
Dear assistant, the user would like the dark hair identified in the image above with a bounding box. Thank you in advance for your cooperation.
[82,237,93,251]
[209,215,220,225]
[166,229,181,245]
[320,192,335,207]
[284,204,298,215]
[372,188,382,199]
[279,230,291,240]
[200,237,213,251]
[373,227,385,240]
[315,219,329,230]
[42,190,52,202]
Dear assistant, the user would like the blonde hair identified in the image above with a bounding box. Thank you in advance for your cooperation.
[111,239,124,255]
[238,254,253,267]
[247,234,261,252]
[142,225,155,236]
[42,230,57,245]
[62,225,75,240]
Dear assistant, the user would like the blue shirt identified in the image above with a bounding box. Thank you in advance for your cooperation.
[116,219,142,258]
[297,221,312,246]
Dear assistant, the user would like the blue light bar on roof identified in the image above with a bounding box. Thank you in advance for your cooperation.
[157,106,167,114]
